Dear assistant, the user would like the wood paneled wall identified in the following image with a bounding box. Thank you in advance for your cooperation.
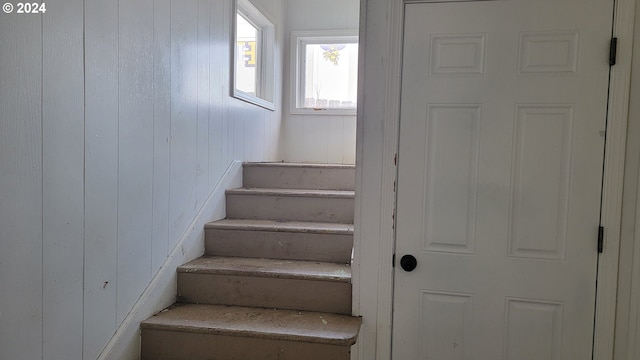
[0,0,284,358]
[0,8,44,360]
[280,0,360,164]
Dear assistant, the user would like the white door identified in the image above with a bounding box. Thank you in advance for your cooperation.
[393,0,613,359]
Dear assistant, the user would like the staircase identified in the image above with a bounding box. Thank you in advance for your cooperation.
[140,163,362,360]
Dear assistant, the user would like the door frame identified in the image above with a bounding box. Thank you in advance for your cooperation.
[352,0,637,359]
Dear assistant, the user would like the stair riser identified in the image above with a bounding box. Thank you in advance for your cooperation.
[227,194,354,224]
[226,194,354,223]
[205,229,353,263]
[243,165,355,191]
[141,330,351,360]
[177,273,352,314]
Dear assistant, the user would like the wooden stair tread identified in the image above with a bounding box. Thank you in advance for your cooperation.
[141,161,360,358]
[141,304,362,346]
[226,187,355,198]
[205,219,354,234]
[178,256,351,282]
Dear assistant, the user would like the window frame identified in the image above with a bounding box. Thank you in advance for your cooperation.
[232,0,276,110]
[290,29,359,116]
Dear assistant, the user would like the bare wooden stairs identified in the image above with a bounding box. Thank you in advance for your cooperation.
[140,163,361,360]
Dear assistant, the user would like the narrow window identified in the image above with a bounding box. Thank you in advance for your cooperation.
[233,0,275,110]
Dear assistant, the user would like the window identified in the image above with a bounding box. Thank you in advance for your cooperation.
[291,30,359,116]
[233,0,275,110]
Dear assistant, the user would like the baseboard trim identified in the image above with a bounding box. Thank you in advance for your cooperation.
[96,161,243,360]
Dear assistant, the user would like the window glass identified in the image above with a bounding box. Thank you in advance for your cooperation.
[235,13,259,96]
[302,43,358,109]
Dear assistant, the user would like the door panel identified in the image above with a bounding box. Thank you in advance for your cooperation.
[393,1,613,359]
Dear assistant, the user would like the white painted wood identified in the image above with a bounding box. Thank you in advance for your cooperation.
[354,1,636,360]
[98,162,243,360]
[223,0,234,169]
[1,0,285,357]
[352,0,402,359]
[283,115,305,163]
[84,0,120,358]
[169,0,199,251]
[613,3,640,360]
[105,0,283,354]
[593,0,637,356]
[209,0,229,184]
[197,0,212,215]
[327,117,345,163]
[342,116,357,164]
[394,2,613,358]
[280,0,359,164]
[258,111,268,160]
[614,43,640,358]
[232,104,245,160]
[0,10,43,360]
[116,0,155,325]
[245,110,254,161]
[263,0,285,161]
[246,109,255,161]
[629,162,640,359]
[152,0,172,275]
[303,116,330,162]
[41,0,85,357]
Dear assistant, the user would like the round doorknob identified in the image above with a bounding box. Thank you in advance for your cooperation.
[400,254,417,272]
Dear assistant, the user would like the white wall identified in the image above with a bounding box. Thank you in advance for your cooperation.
[279,0,359,164]
[0,0,284,359]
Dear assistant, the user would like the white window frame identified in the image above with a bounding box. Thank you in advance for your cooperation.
[290,29,359,116]
[232,0,276,110]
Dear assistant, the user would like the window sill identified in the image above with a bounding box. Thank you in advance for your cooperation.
[290,107,356,116]
[234,90,276,111]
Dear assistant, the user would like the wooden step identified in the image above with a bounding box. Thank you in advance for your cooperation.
[177,256,352,314]
[243,162,355,190]
[225,188,355,223]
[141,162,361,358]
[141,304,362,360]
[205,219,354,263]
